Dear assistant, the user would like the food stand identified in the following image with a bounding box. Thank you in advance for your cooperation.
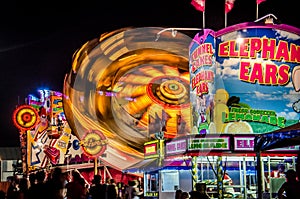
[188,17,300,199]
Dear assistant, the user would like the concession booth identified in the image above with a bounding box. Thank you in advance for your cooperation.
[188,18,300,199]
[124,139,192,199]
[124,18,300,199]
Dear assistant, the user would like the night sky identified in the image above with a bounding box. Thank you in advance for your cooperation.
[0,0,299,146]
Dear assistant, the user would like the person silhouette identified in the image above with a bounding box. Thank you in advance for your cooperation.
[175,189,182,199]
[88,175,104,199]
[278,169,300,199]
[107,179,118,199]
[190,182,210,199]
[180,192,190,199]
[0,190,5,199]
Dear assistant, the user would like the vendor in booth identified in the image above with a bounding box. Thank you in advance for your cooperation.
[271,163,286,178]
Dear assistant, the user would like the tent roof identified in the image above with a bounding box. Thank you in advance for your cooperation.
[123,158,164,173]
[123,158,192,173]
[254,123,300,152]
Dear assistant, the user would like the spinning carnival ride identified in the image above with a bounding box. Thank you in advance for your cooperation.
[63,27,193,169]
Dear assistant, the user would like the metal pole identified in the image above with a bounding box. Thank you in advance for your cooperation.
[256,151,263,199]
[242,157,247,198]
[256,3,259,19]
[203,11,205,29]
[224,0,227,28]
[94,157,98,175]
[217,156,223,199]
[192,156,198,190]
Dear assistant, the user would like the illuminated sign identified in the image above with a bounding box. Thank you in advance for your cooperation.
[12,105,39,131]
[234,135,300,152]
[234,136,255,151]
[189,29,216,135]
[144,140,164,159]
[145,143,157,155]
[81,130,108,158]
[187,136,230,151]
[166,139,186,155]
[145,192,159,197]
[144,141,159,159]
[190,23,300,135]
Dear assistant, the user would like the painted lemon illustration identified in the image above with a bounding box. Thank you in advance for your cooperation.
[192,126,198,134]
[224,121,253,134]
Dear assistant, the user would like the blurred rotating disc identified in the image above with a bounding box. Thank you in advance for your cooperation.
[63,27,193,156]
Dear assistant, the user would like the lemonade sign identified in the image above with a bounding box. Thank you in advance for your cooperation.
[223,107,285,128]
[190,22,300,134]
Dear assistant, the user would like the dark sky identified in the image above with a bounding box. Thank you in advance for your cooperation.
[0,0,299,147]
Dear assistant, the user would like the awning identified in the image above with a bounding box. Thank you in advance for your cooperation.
[123,158,164,173]
[254,122,300,151]
[164,159,191,166]
[123,158,192,173]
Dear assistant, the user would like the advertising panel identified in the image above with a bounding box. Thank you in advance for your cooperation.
[187,135,231,151]
[190,23,300,135]
[144,140,164,159]
[165,138,187,156]
[23,90,89,171]
[189,29,216,135]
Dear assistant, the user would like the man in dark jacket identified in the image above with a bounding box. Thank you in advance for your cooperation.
[88,175,105,199]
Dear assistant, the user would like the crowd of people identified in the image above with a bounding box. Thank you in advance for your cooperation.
[174,168,300,199]
[1,167,143,199]
[2,166,300,199]
[175,182,210,199]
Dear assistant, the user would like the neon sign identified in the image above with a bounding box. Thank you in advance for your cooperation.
[166,139,186,155]
[187,137,230,151]
[12,105,39,131]
[234,136,255,151]
[81,130,107,158]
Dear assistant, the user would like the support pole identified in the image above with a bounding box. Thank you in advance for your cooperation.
[256,3,259,19]
[203,11,205,29]
[256,151,263,199]
[192,156,198,190]
[94,157,98,175]
[216,156,224,199]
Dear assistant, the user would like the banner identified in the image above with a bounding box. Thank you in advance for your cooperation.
[191,0,205,12]
[225,0,236,13]
[257,0,266,5]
